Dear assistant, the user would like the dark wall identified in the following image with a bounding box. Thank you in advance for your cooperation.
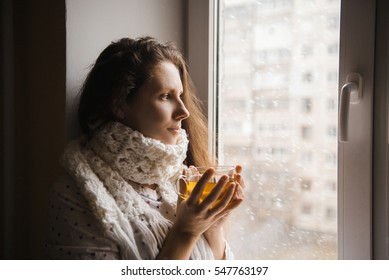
[1,0,66,259]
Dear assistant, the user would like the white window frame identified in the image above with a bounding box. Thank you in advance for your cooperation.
[187,0,387,259]
[337,0,375,259]
[186,0,219,158]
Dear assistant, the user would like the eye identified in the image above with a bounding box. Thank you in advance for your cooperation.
[160,93,169,100]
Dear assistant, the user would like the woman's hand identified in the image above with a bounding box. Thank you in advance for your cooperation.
[174,167,238,238]
[157,168,236,259]
[204,165,245,227]
[157,166,244,259]
[203,165,245,258]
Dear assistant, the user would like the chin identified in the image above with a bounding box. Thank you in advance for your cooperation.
[165,139,178,145]
[160,137,178,145]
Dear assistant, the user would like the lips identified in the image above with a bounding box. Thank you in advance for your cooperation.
[168,126,181,134]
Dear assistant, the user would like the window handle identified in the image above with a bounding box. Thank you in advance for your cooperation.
[339,73,362,142]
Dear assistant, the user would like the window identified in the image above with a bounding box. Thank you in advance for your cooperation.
[255,97,289,110]
[325,207,337,220]
[327,71,338,83]
[302,98,312,113]
[301,45,314,57]
[301,179,312,191]
[325,180,337,192]
[301,151,313,165]
[218,0,340,259]
[302,203,313,215]
[327,126,337,138]
[301,126,313,139]
[325,152,337,167]
[257,146,290,161]
[328,43,339,55]
[327,15,339,29]
[327,98,337,112]
[302,72,313,83]
[188,0,379,259]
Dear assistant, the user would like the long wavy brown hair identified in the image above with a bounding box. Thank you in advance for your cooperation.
[77,36,212,167]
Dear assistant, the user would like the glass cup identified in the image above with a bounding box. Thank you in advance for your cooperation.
[178,165,236,203]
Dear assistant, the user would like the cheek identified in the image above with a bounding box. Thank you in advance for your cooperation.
[148,104,171,121]
[138,104,171,130]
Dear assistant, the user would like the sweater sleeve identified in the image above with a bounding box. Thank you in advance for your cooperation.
[225,241,235,260]
[45,175,120,259]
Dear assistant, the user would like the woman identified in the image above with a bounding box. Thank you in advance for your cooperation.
[45,37,244,260]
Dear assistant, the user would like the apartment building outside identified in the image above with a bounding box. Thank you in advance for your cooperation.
[218,0,339,259]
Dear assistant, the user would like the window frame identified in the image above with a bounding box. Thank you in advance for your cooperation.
[337,0,375,259]
[373,0,389,260]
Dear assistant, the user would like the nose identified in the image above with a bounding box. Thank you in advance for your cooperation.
[174,99,190,121]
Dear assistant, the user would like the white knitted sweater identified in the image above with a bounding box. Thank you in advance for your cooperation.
[60,122,214,259]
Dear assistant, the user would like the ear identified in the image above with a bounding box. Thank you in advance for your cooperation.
[110,101,127,121]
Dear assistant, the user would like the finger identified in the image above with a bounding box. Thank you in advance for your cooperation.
[186,168,214,205]
[225,185,244,210]
[234,173,245,189]
[212,198,243,224]
[240,176,245,189]
[188,165,197,173]
[207,182,236,214]
[177,168,188,202]
[235,165,242,174]
[236,184,244,199]
[177,177,187,203]
[213,210,231,222]
[199,175,229,210]
[224,196,244,212]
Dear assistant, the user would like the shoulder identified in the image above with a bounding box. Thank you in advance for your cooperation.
[52,174,76,191]
[46,174,120,259]
[48,174,93,219]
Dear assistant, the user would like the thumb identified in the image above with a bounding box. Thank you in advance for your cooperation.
[177,176,187,204]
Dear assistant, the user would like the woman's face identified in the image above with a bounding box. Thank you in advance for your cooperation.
[121,61,190,145]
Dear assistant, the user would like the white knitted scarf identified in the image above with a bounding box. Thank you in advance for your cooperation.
[60,121,214,259]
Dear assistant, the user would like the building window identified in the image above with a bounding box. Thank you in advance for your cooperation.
[327,15,339,29]
[327,126,337,138]
[302,72,313,83]
[301,151,313,165]
[327,43,339,55]
[301,179,312,191]
[302,203,313,215]
[325,207,337,220]
[302,98,312,113]
[327,71,338,83]
[325,181,337,192]
[301,125,313,139]
[301,45,314,57]
[325,152,337,167]
[327,98,337,112]
[255,97,289,110]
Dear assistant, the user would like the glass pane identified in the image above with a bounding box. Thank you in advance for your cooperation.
[218,0,340,259]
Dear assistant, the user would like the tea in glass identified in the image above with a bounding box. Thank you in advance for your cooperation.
[180,166,236,203]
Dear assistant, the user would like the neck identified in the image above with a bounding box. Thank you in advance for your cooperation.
[88,121,189,186]
[143,183,158,190]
